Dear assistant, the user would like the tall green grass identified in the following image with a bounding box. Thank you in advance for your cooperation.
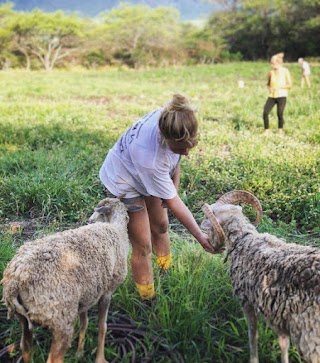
[0,63,319,362]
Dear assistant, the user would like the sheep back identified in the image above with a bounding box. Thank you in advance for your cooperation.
[2,222,129,329]
[224,216,320,359]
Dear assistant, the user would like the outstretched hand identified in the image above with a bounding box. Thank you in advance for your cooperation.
[197,232,219,254]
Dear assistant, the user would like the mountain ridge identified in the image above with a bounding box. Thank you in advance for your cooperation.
[0,0,219,20]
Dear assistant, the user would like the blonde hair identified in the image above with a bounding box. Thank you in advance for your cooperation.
[271,52,284,65]
[159,94,198,147]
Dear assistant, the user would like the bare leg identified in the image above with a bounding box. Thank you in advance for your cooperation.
[17,315,33,363]
[76,311,88,359]
[242,304,259,363]
[278,334,290,363]
[310,353,320,363]
[95,294,111,363]
[47,327,72,363]
[306,76,311,88]
[145,196,171,259]
[128,200,154,285]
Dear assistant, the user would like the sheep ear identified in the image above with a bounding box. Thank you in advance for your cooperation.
[201,219,212,229]
[126,205,144,212]
[95,206,112,214]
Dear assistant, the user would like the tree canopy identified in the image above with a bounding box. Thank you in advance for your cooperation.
[206,0,320,60]
[0,1,319,70]
[8,9,85,70]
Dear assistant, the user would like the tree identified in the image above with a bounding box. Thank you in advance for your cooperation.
[9,10,85,71]
[206,0,320,60]
[278,0,320,57]
[0,3,15,69]
[182,23,225,64]
[204,0,242,11]
[97,3,183,67]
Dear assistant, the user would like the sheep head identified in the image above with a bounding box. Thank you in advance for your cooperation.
[88,198,143,224]
[201,190,262,251]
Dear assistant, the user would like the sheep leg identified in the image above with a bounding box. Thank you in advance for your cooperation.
[242,304,259,363]
[278,334,289,363]
[95,294,111,363]
[76,311,88,359]
[47,327,73,363]
[17,314,33,363]
[310,354,320,363]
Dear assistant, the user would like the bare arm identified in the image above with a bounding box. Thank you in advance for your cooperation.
[172,163,180,191]
[267,71,271,89]
[285,69,292,89]
[165,194,216,253]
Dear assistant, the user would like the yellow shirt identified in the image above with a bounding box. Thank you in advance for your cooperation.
[268,67,291,98]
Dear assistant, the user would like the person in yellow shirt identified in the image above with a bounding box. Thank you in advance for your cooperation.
[263,53,292,134]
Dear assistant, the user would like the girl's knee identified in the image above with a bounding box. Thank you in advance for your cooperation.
[158,221,169,234]
[152,220,169,235]
[132,241,152,257]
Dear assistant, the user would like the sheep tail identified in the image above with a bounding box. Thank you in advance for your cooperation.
[10,297,33,331]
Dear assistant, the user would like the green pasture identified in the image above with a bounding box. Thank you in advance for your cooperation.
[0,63,319,362]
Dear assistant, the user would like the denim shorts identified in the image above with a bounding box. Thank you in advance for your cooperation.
[103,187,144,205]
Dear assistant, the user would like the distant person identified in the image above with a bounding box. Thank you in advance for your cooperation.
[263,53,292,134]
[99,94,215,302]
[298,58,311,88]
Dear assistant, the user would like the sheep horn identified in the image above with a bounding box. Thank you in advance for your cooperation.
[202,203,225,246]
[216,190,262,225]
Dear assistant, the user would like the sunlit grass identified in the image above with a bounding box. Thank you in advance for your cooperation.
[0,63,319,362]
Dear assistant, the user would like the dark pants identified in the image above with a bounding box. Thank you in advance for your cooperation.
[263,97,287,129]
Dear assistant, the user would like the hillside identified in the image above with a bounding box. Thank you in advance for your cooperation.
[0,0,219,20]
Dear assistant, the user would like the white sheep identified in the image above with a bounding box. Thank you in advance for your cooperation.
[1,197,140,363]
[201,190,320,363]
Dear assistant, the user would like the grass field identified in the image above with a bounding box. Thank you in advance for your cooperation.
[0,63,319,362]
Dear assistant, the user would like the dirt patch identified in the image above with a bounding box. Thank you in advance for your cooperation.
[27,96,113,105]
[1,219,45,239]
[0,216,68,241]
[72,96,111,104]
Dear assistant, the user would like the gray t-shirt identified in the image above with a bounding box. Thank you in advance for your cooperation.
[99,109,180,199]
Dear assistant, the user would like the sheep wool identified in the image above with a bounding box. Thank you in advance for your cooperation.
[225,216,320,362]
[1,198,131,363]
[202,197,320,363]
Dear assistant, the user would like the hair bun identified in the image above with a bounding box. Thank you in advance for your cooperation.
[165,94,193,112]
[159,94,198,145]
